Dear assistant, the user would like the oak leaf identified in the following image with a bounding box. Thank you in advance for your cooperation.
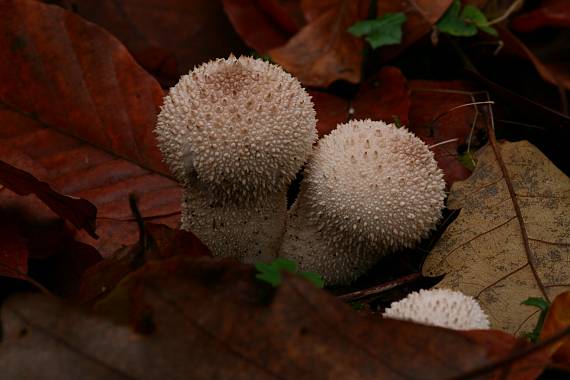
[423,141,570,333]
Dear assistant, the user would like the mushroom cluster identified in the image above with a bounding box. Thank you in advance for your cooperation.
[280,120,446,284]
[382,289,490,330]
[155,55,446,283]
[155,55,316,262]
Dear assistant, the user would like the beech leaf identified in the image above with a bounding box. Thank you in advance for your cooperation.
[423,140,570,333]
[0,256,504,379]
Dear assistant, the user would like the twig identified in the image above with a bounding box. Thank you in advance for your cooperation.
[482,99,550,302]
[337,273,422,302]
[429,138,459,149]
[488,0,524,25]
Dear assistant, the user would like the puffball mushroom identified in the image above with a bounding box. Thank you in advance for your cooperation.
[382,289,490,330]
[155,55,316,261]
[155,55,317,204]
[280,120,446,284]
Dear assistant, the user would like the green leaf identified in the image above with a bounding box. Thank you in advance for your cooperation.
[437,0,477,37]
[521,297,550,342]
[458,150,477,171]
[436,0,496,37]
[348,12,407,50]
[299,271,325,288]
[255,258,324,288]
[461,5,498,36]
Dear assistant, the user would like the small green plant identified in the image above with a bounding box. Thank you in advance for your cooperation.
[255,258,325,288]
[348,12,407,49]
[521,297,550,342]
[437,0,497,37]
[458,150,477,171]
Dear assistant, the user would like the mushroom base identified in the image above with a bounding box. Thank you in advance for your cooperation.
[279,192,385,285]
[181,184,287,263]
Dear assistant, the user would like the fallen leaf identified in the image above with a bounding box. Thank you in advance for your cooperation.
[310,66,410,137]
[73,0,248,86]
[0,255,502,379]
[269,0,369,87]
[498,26,570,90]
[408,80,485,186]
[76,223,211,305]
[0,159,97,238]
[223,0,303,53]
[0,0,181,257]
[0,211,29,280]
[461,329,551,380]
[423,140,570,333]
[352,66,410,125]
[540,291,570,369]
[376,0,452,62]
[511,0,570,33]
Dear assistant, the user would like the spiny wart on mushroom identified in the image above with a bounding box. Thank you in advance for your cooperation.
[155,54,317,205]
[280,120,446,285]
[382,289,490,330]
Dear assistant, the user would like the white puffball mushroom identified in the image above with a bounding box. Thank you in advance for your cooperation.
[155,55,317,204]
[382,289,490,330]
[280,120,446,284]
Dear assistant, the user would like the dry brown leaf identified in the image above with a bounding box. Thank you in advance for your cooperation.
[423,140,570,333]
[269,0,369,87]
[0,256,497,379]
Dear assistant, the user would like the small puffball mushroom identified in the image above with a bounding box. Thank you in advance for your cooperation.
[155,55,317,204]
[280,120,446,284]
[382,289,490,330]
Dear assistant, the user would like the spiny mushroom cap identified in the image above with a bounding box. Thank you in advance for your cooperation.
[155,55,317,204]
[303,119,445,252]
[382,289,490,330]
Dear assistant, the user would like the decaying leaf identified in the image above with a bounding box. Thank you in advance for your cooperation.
[269,0,369,87]
[0,255,505,379]
[0,0,181,257]
[310,66,410,137]
[222,0,303,54]
[423,140,570,333]
[540,291,570,368]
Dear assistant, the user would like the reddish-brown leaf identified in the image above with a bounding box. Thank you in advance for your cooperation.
[0,159,97,238]
[311,66,410,137]
[223,0,303,53]
[408,80,485,186]
[0,212,29,280]
[462,330,550,380]
[376,0,452,62]
[541,291,570,370]
[511,0,570,32]
[269,0,369,87]
[0,255,507,379]
[72,0,248,85]
[0,0,181,257]
[76,223,211,305]
[351,66,410,125]
[498,26,570,90]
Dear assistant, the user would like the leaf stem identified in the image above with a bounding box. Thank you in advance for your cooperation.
[483,102,550,302]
